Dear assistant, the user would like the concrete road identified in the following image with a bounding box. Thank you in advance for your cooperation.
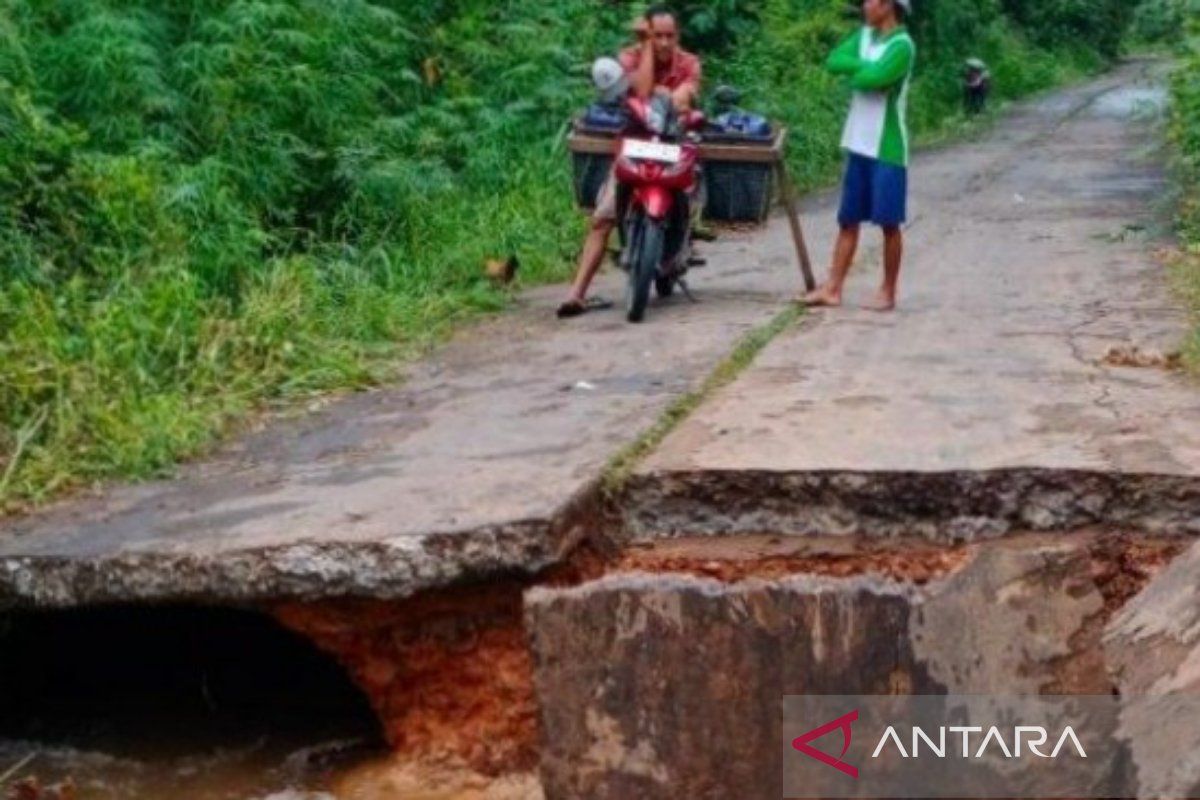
[0,161,805,607]
[0,60,1192,606]
[629,60,1200,540]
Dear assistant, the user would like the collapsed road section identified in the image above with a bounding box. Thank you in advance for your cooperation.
[0,62,1198,800]
[524,531,1197,799]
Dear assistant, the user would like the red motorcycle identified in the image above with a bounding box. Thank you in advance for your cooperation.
[612,94,705,322]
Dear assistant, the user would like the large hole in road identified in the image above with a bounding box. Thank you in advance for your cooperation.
[0,604,382,752]
[0,532,1186,799]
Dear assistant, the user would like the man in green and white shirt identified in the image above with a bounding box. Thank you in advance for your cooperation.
[804,0,916,312]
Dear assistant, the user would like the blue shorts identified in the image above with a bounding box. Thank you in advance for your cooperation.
[837,152,908,228]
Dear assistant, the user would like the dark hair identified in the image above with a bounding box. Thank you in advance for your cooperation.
[890,1,907,22]
[644,4,676,23]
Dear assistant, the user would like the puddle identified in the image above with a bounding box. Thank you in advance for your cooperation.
[0,738,357,800]
[1092,85,1168,118]
[0,743,541,800]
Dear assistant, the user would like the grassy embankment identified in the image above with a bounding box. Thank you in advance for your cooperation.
[1161,5,1200,363]
[0,0,1131,509]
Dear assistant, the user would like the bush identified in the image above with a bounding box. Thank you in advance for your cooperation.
[1169,22,1200,242]
[0,0,1133,508]
[1000,0,1136,57]
[1161,13,1199,365]
[1131,0,1196,44]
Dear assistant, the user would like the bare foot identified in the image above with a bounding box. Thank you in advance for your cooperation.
[799,286,842,308]
[860,291,896,312]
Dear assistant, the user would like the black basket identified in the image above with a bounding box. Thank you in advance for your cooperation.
[700,126,776,222]
[571,150,614,210]
[703,160,773,222]
[570,122,619,209]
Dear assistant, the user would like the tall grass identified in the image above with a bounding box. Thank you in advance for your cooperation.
[1165,13,1200,364]
[0,0,1132,509]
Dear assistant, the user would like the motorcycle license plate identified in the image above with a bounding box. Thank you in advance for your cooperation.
[622,139,681,164]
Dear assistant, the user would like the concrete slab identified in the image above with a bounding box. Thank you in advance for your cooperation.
[628,61,1200,539]
[0,183,806,607]
[1105,539,1200,799]
[525,536,1110,800]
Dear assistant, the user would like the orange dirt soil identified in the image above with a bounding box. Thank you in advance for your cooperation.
[274,585,538,777]
[272,531,1184,777]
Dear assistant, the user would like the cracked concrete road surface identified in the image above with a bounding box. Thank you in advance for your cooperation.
[629,60,1200,539]
[0,60,1195,606]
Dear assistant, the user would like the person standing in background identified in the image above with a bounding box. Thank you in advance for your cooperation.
[803,0,916,312]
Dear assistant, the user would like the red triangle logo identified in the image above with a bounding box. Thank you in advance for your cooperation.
[791,709,860,779]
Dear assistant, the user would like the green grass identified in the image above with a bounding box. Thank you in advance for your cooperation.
[0,0,1133,511]
[602,303,804,493]
[1166,24,1200,367]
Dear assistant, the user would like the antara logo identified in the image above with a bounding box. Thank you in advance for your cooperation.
[792,710,1088,779]
[792,710,860,779]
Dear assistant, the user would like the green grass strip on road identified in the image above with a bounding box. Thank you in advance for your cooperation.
[602,302,804,495]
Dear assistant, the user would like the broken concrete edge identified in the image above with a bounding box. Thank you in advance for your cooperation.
[618,467,1200,542]
[525,568,920,609]
[0,306,807,612]
[600,304,806,495]
[523,537,1198,799]
[0,478,613,610]
[4,462,1195,608]
[1104,541,1200,696]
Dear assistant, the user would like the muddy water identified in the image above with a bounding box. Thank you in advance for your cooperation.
[0,737,368,800]
[0,604,543,800]
[0,741,542,800]
[0,605,384,799]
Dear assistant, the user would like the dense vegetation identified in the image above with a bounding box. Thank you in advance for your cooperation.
[0,0,1133,508]
[1163,3,1200,362]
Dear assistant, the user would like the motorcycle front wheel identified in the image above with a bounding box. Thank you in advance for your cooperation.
[626,214,663,323]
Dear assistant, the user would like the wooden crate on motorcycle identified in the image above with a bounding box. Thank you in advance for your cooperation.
[567,125,815,291]
[568,125,784,219]
[698,126,783,223]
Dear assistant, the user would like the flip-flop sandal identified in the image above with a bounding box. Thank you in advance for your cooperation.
[556,297,613,319]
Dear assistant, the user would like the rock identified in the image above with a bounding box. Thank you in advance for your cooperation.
[526,572,922,800]
[1106,540,1200,695]
[912,540,1108,693]
[1105,540,1200,800]
[525,539,1110,800]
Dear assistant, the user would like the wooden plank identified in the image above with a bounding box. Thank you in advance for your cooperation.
[567,126,788,164]
[701,127,787,163]
[567,131,618,155]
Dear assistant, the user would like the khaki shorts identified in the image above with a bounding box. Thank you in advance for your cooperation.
[592,169,618,223]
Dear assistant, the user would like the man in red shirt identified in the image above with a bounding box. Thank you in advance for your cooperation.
[557,6,702,318]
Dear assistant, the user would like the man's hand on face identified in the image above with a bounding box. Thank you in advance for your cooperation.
[632,17,652,49]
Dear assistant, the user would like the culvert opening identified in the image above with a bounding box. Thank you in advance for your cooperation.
[0,604,384,796]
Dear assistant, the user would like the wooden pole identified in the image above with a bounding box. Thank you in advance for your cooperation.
[775,158,817,292]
